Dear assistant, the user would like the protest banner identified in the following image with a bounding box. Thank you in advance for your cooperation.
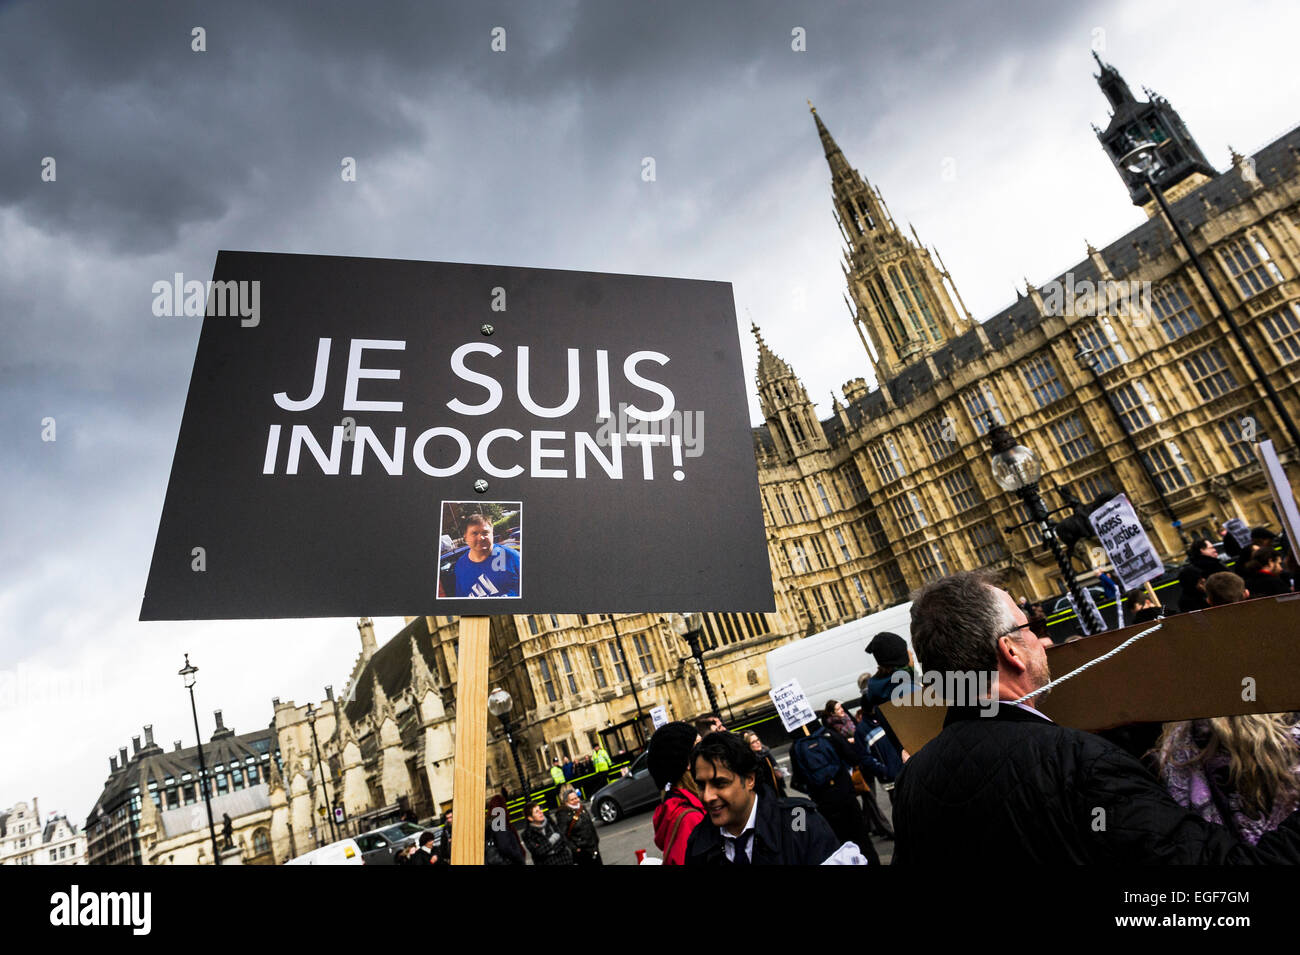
[141,251,774,619]
[1087,493,1164,593]
[142,251,773,865]
[770,678,817,732]
[884,594,1300,755]
[1224,517,1252,549]
[649,705,669,730]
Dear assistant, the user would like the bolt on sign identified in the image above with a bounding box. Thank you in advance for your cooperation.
[141,251,773,620]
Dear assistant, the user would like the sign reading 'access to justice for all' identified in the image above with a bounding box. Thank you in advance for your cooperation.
[770,678,817,732]
[1088,493,1164,593]
[141,251,773,620]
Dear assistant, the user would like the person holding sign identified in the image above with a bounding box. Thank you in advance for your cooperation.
[452,514,520,598]
[893,571,1300,864]
[1176,538,1228,613]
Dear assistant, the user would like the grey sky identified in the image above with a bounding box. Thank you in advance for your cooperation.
[3,0,1298,824]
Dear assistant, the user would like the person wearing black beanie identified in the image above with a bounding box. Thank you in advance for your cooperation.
[648,722,706,864]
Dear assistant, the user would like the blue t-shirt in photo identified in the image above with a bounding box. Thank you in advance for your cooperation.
[454,545,521,597]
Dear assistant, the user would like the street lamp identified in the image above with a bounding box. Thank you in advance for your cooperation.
[608,616,647,747]
[1119,140,1300,454]
[178,654,221,866]
[487,686,529,800]
[304,702,338,845]
[1074,342,1184,546]
[669,613,721,717]
[989,423,1107,635]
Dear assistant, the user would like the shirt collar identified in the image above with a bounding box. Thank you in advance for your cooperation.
[722,793,759,841]
[1005,700,1054,722]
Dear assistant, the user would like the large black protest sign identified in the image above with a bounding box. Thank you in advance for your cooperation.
[141,251,773,619]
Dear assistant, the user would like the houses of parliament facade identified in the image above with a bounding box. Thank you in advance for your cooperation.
[251,57,1300,842]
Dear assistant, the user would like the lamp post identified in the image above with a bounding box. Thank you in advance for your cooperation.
[608,616,647,747]
[1120,140,1300,454]
[1074,342,1185,547]
[304,703,338,845]
[487,686,529,801]
[178,654,221,866]
[989,423,1108,635]
[670,613,721,717]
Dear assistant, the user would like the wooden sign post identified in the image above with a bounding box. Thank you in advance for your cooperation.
[450,616,491,865]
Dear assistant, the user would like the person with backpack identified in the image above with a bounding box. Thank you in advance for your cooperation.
[649,721,708,865]
[788,720,880,864]
[853,706,903,838]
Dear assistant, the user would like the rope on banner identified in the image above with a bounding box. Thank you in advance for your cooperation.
[1013,619,1165,705]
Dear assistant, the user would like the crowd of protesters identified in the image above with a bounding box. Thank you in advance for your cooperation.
[406,524,1298,865]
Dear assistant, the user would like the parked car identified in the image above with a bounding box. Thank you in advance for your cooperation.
[353,821,427,865]
[589,751,659,824]
[284,837,365,866]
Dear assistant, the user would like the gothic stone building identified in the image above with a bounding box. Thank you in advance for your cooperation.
[756,57,1300,621]
[289,57,1300,830]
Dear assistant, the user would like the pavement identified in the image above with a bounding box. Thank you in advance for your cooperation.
[590,745,896,865]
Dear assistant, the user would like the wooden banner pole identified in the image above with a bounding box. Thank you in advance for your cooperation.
[450,616,491,865]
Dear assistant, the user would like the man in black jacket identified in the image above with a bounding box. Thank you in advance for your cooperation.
[893,570,1300,864]
[684,731,842,865]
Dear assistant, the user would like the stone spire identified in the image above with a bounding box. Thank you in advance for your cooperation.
[357,617,377,659]
[811,104,971,381]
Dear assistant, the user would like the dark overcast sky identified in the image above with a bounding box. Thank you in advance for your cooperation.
[3,0,1298,823]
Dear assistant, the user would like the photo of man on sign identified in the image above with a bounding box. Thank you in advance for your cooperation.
[438,501,522,598]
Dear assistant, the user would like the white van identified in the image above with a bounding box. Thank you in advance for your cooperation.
[764,602,914,718]
[284,837,365,866]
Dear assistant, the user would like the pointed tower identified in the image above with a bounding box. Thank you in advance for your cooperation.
[811,102,971,382]
[1091,53,1216,210]
[753,323,827,461]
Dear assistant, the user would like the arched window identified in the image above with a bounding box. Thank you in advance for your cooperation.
[252,828,270,855]
[889,267,921,332]
[901,263,940,341]
[872,277,908,346]
[787,412,806,443]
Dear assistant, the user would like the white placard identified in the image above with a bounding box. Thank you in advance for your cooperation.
[769,677,817,732]
[1224,517,1252,548]
[649,705,669,730]
[1088,493,1164,592]
[1255,440,1300,555]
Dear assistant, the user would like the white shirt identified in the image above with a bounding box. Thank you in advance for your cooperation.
[721,794,759,862]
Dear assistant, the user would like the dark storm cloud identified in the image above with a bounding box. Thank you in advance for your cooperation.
[1,0,1101,252]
